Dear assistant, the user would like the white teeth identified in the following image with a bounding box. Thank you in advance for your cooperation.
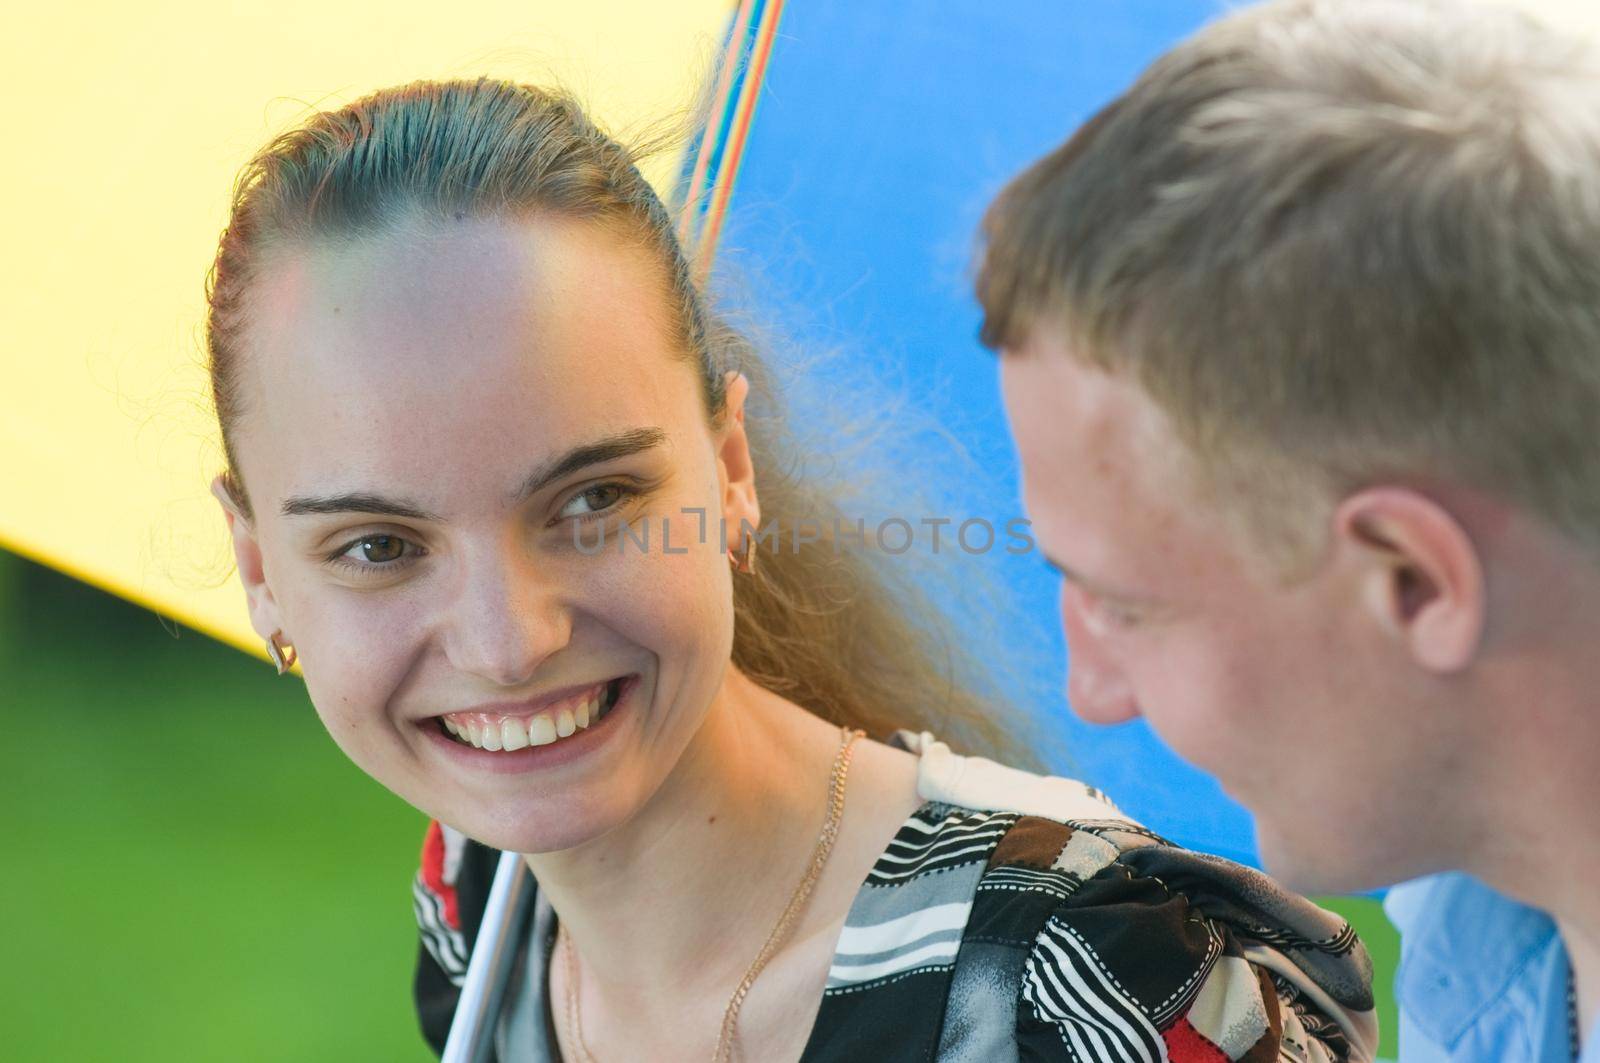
[442,681,616,751]
[528,713,559,746]
[501,717,530,751]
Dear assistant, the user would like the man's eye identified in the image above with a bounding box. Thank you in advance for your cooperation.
[1084,597,1143,633]
[1100,604,1142,627]
[557,483,634,520]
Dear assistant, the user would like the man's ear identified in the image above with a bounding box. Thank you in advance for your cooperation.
[717,371,760,552]
[1334,486,1486,673]
[210,474,286,644]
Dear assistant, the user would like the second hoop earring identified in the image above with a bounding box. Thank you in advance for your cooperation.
[266,632,297,675]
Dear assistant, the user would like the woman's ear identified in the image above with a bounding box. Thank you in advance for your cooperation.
[717,371,760,551]
[1334,486,1486,673]
[210,474,287,645]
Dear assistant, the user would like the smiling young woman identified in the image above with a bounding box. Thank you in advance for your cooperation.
[200,78,1378,1061]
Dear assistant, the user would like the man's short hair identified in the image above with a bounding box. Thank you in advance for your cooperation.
[977,0,1600,566]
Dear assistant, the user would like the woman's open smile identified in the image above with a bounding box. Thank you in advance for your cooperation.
[421,673,641,776]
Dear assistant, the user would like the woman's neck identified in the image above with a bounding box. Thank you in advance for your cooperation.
[522,667,855,1011]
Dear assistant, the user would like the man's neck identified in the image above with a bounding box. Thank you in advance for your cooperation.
[1467,634,1600,1052]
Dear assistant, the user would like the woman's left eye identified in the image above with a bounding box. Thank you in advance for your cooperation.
[556,483,635,521]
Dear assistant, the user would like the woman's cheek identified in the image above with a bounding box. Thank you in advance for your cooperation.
[293,590,425,751]
[602,543,728,651]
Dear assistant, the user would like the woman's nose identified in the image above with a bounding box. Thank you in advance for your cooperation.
[443,543,572,688]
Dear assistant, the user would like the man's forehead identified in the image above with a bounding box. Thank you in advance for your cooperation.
[1005,334,1202,548]
[1005,332,1178,466]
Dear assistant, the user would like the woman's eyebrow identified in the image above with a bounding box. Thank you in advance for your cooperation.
[280,492,440,521]
[278,427,670,520]
[509,426,666,504]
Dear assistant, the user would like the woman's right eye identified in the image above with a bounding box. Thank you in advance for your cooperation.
[328,534,423,574]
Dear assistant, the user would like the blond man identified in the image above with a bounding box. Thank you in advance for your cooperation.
[978,1,1600,1059]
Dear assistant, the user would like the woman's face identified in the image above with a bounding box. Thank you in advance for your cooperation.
[216,213,759,853]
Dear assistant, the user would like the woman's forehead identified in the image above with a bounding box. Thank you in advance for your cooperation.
[254,215,676,363]
[235,216,702,504]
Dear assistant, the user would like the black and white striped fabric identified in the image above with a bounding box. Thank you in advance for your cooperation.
[413,732,1381,1062]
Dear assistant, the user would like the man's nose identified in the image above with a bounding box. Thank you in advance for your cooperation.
[1060,583,1140,724]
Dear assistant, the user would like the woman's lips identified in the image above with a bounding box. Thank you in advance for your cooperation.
[437,677,616,751]
[420,674,636,773]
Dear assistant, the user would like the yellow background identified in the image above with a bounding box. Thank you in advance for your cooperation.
[4,0,1597,663]
[0,0,730,660]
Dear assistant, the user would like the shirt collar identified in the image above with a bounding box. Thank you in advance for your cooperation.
[1387,872,1566,1049]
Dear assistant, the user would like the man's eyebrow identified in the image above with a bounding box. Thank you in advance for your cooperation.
[1042,553,1126,598]
[510,427,667,504]
[1043,554,1084,585]
[278,428,668,521]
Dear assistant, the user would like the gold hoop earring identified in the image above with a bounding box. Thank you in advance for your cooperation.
[729,535,756,575]
[266,633,297,675]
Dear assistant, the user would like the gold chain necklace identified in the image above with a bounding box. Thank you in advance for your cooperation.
[557,724,865,1063]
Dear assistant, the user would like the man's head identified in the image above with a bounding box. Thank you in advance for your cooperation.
[982,0,1600,892]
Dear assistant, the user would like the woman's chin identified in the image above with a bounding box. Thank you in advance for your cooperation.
[444,792,636,856]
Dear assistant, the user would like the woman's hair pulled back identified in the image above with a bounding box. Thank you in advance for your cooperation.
[204,75,1043,766]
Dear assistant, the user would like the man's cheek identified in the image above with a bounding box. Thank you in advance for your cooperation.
[1140,662,1245,762]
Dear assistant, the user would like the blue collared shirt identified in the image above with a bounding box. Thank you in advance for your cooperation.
[1385,872,1597,1062]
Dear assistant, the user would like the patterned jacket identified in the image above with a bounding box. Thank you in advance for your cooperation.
[413,731,1380,1061]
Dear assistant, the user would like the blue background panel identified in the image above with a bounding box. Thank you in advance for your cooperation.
[717,1,1261,865]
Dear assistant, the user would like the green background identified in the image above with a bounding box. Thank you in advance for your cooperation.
[0,547,1398,1061]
